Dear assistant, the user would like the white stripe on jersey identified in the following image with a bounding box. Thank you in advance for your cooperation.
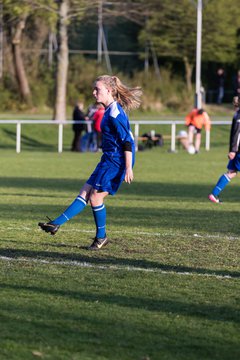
[109,102,120,118]
[237,133,240,148]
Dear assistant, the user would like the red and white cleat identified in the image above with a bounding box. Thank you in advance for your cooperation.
[208,194,222,204]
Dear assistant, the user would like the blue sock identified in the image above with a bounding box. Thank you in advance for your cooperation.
[52,195,87,225]
[212,174,231,196]
[92,204,106,239]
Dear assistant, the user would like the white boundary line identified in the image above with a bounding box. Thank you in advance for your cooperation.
[0,226,239,240]
[0,255,237,280]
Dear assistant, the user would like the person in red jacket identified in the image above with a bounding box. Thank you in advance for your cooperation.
[185,108,211,153]
[93,103,105,151]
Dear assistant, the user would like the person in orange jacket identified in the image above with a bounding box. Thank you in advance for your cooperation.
[185,108,211,153]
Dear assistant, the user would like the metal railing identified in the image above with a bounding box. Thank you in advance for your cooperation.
[0,119,232,153]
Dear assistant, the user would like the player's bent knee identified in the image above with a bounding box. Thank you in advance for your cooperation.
[89,190,108,207]
[227,171,237,179]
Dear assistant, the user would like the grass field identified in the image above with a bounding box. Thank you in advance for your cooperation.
[0,135,239,359]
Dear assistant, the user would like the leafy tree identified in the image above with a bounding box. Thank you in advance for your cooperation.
[139,0,240,91]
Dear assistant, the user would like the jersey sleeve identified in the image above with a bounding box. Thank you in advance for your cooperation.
[111,115,134,145]
[229,116,240,152]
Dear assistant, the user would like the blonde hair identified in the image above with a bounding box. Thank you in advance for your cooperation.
[232,96,240,108]
[95,75,142,111]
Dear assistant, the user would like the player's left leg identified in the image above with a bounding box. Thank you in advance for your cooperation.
[194,132,201,153]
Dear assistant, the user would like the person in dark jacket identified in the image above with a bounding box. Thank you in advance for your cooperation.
[208,96,240,203]
[71,101,86,152]
[216,68,225,104]
[233,70,240,96]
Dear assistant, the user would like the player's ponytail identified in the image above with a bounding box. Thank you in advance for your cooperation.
[95,75,142,111]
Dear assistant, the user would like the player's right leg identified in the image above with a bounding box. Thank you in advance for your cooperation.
[187,125,195,146]
[38,183,92,235]
[208,170,237,203]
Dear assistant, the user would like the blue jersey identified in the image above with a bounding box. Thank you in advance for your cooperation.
[87,101,135,195]
[101,101,135,165]
[229,109,240,153]
[227,109,240,172]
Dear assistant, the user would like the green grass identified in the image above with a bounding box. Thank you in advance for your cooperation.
[0,143,239,359]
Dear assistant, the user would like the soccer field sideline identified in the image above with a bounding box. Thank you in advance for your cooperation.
[1,225,239,281]
[0,227,239,280]
[0,253,237,280]
[1,225,240,240]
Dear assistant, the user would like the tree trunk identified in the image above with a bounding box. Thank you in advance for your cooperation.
[11,15,32,106]
[53,0,69,122]
[183,56,193,93]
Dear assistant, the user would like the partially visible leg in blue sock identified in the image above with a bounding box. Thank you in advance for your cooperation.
[212,174,231,196]
[52,195,87,226]
[92,204,106,239]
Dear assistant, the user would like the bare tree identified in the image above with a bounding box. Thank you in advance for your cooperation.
[2,0,33,105]
[3,0,50,106]
[11,13,32,105]
[26,0,94,121]
[53,0,69,121]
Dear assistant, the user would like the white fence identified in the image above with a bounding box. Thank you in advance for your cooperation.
[0,119,232,153]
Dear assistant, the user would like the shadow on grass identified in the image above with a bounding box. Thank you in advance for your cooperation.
[1,201,240,234]
[0,248,239,279]
[1,176,240,234]
[0,293,237,360]
[1,176,240,199]
[0,279,239,324]
[0,129,55,151]
[0,177,79,192]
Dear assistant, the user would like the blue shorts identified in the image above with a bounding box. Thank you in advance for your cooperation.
[227,153,240,171]
[86,155,126,195]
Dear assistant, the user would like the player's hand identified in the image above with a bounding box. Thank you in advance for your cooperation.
[125,168,134,184]
[228,152,236,160]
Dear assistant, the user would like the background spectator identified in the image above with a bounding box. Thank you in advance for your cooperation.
[81,103,98,152]
[216,68,225,104]
[185,108,211,154]
[71,101,86,152]
[233,70,240,96]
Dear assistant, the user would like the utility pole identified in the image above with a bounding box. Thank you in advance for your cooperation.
[195,0,202,109]
[0,1,3,79]
[97,0,112,73]
[97,0,103,63]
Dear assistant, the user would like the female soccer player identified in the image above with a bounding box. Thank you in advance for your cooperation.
[208,96,240,203]
[39,75,142,249]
